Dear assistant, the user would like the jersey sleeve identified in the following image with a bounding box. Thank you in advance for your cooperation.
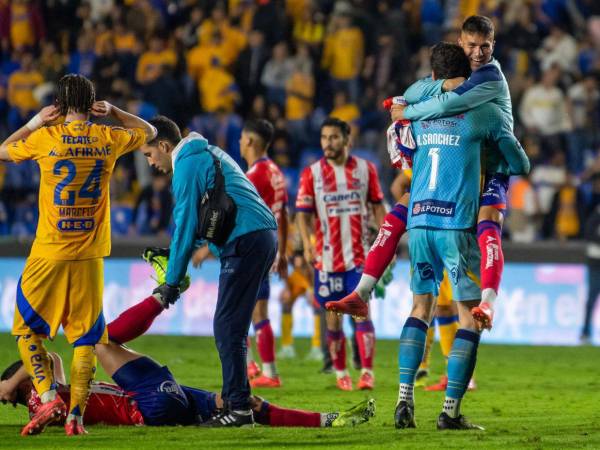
[403,77,444,104]
[166,157,206,286]
[246,166,265,198]
[295,167,315,212]
[486,107,531,176]
[367,161,384,203]
[6,129,44,162]
[403,64,504,121]
[109,127,147,158]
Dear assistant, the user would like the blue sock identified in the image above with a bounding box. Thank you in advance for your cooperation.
[444,328,480,417]
[397,317,428,404]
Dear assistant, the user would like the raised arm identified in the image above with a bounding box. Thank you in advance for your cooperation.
[91,101,157,142]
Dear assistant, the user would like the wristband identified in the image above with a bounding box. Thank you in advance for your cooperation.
[25,114,43,131]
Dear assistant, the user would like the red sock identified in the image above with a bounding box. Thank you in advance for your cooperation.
[107,296,164,343]
[255,319,275,363]
[364,204,407,278]
[258,402,321,427]
[327,330,346,371]
[356,321,375,370]
[477,220,504,294]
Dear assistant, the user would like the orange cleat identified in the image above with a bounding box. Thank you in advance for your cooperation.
[247,360,261,380]
[21,397,67,436]
[357,372,374,390]
[471,302,494,331]
[336,375,353,391]
[424,375,448,392]
[65,419,88,436]
[325,292,368,319]
[250,375,282,388]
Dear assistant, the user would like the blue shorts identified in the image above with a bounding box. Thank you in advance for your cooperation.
[113,357,202,426]
[480,173,509,213]
[257,276,270,300]
[408,228,480,301]
[313,268,362,307]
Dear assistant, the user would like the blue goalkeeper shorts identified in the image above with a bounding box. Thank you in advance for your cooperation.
[408,227,480,301]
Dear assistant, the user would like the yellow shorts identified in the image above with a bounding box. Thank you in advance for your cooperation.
[286,269,311,301]
[437,271,453,307]
[12,257,108,345]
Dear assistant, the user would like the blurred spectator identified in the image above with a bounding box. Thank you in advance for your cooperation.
[285,57,315,150]
[566,73,599,173]
[261,41,294,108]
[136,36,177,85]
[581,194,600,343]
[199,58,239,113]
[530,151,568,224]
[293,3,326,51]
[535,25,578,73]
[330,90,360,139]
[131,172,173,236]
[321,12,364,102]
[92,38,122,99]
[67,35,97,79]
[38,42,65,84]
[507,175,539,243]
[235,30,269,114]
[189,107,243,165]
[7,52,43,131]
[519,66,571,155]
[543,174,585,239]
[6,0,45,51]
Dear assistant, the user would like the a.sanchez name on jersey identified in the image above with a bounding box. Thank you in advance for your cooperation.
[296,156,384,272]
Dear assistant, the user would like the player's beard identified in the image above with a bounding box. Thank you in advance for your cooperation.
[324,146,344,162]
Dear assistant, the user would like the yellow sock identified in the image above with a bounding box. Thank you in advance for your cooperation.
[16,334,56,399]
[281,312,293,347]
[311,313,321,349]
[419,326,435,371]
[68,345,96,419]
[438,315,459,359]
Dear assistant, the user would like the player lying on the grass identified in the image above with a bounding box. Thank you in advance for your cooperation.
[0,274,375,429]
[327,15,525,331]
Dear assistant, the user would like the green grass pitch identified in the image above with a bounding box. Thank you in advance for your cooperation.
[1,333,599,449]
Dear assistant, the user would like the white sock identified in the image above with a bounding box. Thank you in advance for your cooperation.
[320,412,339,427]
[360,368,373,376]
[336,369,349,379]
[40,389,57,403]
[397,383,413,406]
[66,413,83,424]
[262,362,277,378]
[481,288,497,305]
[443,397,461,418]
[355,275,378,301]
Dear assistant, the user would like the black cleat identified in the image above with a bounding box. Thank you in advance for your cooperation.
[394,401,416,429]
[319,362,333,374]
[198,409,254,428]
[437,412,484,430]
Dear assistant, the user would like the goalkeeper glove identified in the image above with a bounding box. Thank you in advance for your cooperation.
[152,283,180,308]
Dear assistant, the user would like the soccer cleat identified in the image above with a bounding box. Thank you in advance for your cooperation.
[305,346,323,361]
[142,247,191,293]
[199,409,254,428]
[471,301,494,331]
[247,360,261,380]
[467,377,477,391]
[331,398,376,427]
[394,401,416,429]
[325,292,369,319]
[336,375,353,391]
[414,368,429,388]
[424,375,448,392]
[65,419,88,436]
[21,397,67,436]
[250,375,282,388]
[357,371,374,390]
[436,412,484,430]
[278,345,296,359]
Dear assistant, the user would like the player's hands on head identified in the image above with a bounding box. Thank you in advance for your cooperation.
[91,101,112,117]
[390,104,406,122]
[152,283,180,307]
[39,105,61,124]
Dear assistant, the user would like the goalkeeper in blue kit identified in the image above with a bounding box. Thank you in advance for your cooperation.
[393,42,529,431]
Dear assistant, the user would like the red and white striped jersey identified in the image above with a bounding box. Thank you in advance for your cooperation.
[28,382,144,426]
[296,156,384,272]
[246,157,288,221]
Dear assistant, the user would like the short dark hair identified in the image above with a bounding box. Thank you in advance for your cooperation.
[1,360,23,382]
[431,42,472,80]
[147,115,182,146]
[462,15,495,38]
[243,119,274,150]
[56,74,95,116]
[320,117,351,139]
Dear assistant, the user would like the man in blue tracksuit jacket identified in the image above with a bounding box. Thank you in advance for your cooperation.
[140,116,277,427]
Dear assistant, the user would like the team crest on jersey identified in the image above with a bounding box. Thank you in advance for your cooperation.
[412,200,455,217]
[416,262,434,281]
[158,381,182,396]
[318,285,330,298]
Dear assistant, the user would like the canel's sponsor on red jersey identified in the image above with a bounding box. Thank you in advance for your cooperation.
[296,156,383,272]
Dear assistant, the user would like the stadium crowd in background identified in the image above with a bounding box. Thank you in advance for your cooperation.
[0,0,600,243]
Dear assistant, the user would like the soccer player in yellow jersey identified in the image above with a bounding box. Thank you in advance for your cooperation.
[0,74,157,436]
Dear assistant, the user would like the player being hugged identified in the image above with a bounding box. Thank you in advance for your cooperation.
[0,74,157,436]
